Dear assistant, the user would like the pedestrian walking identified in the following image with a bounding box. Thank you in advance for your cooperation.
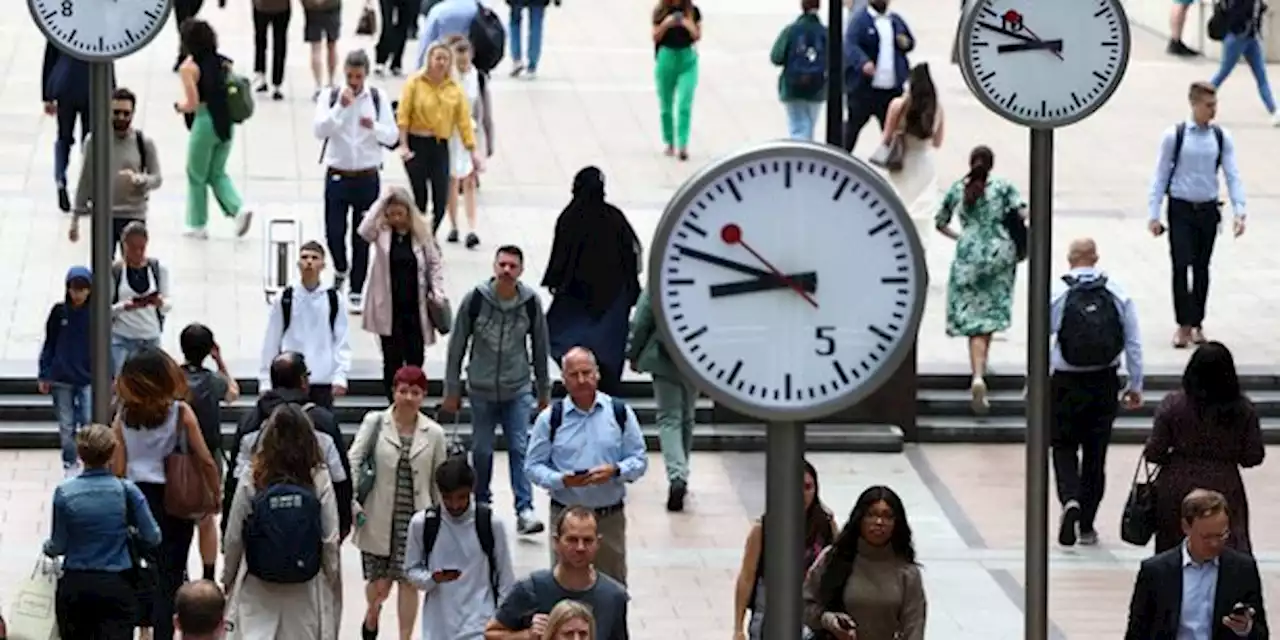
[508,0,559,79]
[1209,0,1280,124]
[303,0,343,98]
[444,36,486,248]
[652,0,701,160]
[841,0,914,152]
[770,0,827,141]
[253,0,293,100]
[42,41,96,212]
[110,222,170,375]
[38,266,93,477]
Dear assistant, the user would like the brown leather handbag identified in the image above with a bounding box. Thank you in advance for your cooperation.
[164,425,217,520]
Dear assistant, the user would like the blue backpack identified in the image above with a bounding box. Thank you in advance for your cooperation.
[244,483,323,584]
[783,20,827,98]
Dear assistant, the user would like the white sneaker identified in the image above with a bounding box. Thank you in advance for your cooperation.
[234,209,254,238]
[183,228,209,240]
[525,70,538,80]
[516,509,545,534]
[970,376,989,415]
[1271,110,1280,127]
[348,292,364,313]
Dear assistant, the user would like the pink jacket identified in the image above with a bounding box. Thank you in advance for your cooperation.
[357,198,447,344]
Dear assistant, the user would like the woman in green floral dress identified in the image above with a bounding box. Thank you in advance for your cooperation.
[934,145,1025,414]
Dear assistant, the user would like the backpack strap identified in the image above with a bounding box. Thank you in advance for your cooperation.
[467,287,485,325]
[281,286,294,334]
[1213,125,1225,170]
[1165,122,1187,196]
[475,504,499,605]
[548,402,564,442]
[110,263,123,304]
[135,130,148,175]
[611,398,628,432]
[147,259,164,328]
[421,505,442,565]
[327,288,339,332]
[523,297,538,337]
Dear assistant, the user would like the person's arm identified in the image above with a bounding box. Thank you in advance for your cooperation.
[347,412,379,486]
[259,296,284,392]
[895,15,915,52]
[127,481,161,546]
[220,477,251,587]
[802,546,835,631]
[110,417,128,478]
[455,89,478,152]
[1120,295,1143,394]
[1220,129,1247,220]
[213,357,239,403]
[42,487,67,558]
[1148,128,1176,223]
[444,290,475,399]
[931,106,945,148]
[1240,404,1265,469]
[612,594,631,640]
[733,523,763,637]
[652,10,677,42]
[221,415,251,528]
[403,511,440,591]
[41,44,58,103]
[37,305,59,382]
[140,137,163,191]
[530,301,551,405]
[315,413,353,537]
[332,296,352,391]
[484,580,536,640]
[626,293,655,366]
[176,64,200,113]
[1123,561,1155,640]
[844,14,871,75]
[881,98,905,145]
[523,410,565,490]
[316,471,341,580]
[425,236,446,305]
[374,88,400,147]
[684,7,702,42]
[156,263,173,314]
[428,427,446,505]
[493,521,517,600]
[769,24,792,66]
[616,406,649,482]
[357,195,387,243]
[181,403,221,504]
[1143,396,1177,465]
[397,82,416,149]
[934,183,960,240]
[1246,558,1269,638]
[312,87,343,139]
[73,135,94,214]
[899,565,927,640]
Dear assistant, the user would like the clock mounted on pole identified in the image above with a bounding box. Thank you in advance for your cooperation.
[28,0,174,422]
[955,1,1131,639]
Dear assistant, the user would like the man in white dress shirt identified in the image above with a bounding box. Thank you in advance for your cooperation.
[312,49,399,310]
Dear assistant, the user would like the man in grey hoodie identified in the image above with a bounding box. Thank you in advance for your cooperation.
[443,245,552,535]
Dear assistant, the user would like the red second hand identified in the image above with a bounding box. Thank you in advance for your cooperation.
[720,224,819,309]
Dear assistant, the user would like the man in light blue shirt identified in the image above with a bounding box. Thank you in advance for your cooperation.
[526,346,648,586]
[1048,238,1143,548]
[415,0,478,70]
[1147,81,1247,348]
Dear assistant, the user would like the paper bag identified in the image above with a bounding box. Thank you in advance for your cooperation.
[8,557,59,640]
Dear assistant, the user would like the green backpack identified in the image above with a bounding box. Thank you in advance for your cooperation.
[225,69,255,124]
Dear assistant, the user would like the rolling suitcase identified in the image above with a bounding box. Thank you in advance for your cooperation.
[263,216,302,305]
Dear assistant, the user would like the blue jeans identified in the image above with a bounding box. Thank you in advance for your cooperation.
[51,383,91,468]
[111,335,160,377]
[324,171,380,294]
[784,100,823,140]
[469,392,534,514]
[509,5,546,71]
[1212,33,1277,114]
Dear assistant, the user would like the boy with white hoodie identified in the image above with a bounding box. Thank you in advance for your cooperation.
[404,455,516,640]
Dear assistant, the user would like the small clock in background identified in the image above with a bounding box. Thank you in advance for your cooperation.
[29,0,173,62]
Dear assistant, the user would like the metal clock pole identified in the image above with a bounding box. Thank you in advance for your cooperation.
[1025,127,1054,640]
[825,0,844,145]
[764,421,805,639]
[90,63,114,423]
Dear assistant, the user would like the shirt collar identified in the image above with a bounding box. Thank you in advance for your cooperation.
[1067,266,1101,277]
[80,467,111,477]
[1182,540,1220,568]
[1185,118,1215,132]
[563,393,604,415]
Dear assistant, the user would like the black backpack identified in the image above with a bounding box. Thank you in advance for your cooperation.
[470,1,507,73]
[110,259,164,329]
[182,365,223,455]
[421,504,499,604]
[281,287,339,335]
[548,398,628,442]
[1057,275,1125,368]
[244,482,324,584]
[782,20,827,99]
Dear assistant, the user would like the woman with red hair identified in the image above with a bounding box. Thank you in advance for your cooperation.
[347,365,448,640]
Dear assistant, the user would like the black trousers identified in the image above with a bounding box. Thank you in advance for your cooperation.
[253,9,291,86]
[1050,368,1120,534]
[403,135,451,233]
[173,0,205,62]
[1167,198,1221,328]
[136,482,195,640]
[56,570,136,640]
[376,0,415,70]
[379,315,426,400]
[843,87,901,152]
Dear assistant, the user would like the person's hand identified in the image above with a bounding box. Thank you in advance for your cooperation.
[471,151,484,172]
[733,631,747,640]
[431,569,462,583]
[38,382,50,395]
[119,168,135,179]
[43,101,56,116]
[1120,390,1142,410]
[661,13,679,26]
[334,385,348,397]
[149,294,164,308]
[1233,216,1246,237]
[536,397,549,413]
[211,343,223,364]
[399,146,415,162]
[562,471,592,488]
[442,395,461,414]
[68,221,79,243]
[359,116,374,129]
[1148,220,1166,237]
[122,299,142,311]
[861,61,875,76]
[821,612,858,640]
[529,613,549,639]
[339,87,355,107]
[896,33,911,50]
[131,173,148,187]
[586,464,617,486]
[1223,606,1254,634]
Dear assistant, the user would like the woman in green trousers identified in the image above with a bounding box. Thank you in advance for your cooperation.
[651,0,701,161]
[175,19,253,240]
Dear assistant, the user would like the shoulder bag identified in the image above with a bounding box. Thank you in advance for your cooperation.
[164,418,219,520]
[1120,454,1160,546]
[868,99,908,172]
[355,414,382,505]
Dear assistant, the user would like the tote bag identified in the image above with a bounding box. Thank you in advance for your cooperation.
[8,556,59,640]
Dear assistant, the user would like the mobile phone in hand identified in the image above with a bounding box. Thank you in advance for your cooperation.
[572,469,590,476]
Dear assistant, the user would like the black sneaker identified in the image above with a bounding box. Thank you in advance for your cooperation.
[667,481,688,512]
[272,89,284,101]
[465,232,480,249]
[255,82,269,93]
[1167,39,1199,56]
[57,186,70,213]
[361,623,378,640]
[446,229,459,243]
[1058,500,1080,546]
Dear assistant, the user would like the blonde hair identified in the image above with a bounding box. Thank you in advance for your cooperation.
[423,41,455,73]
[379,186,435,247]
[77,424,117,468]
[544,600,596,640]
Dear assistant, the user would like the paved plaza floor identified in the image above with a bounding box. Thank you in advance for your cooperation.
[4,0,1280,637]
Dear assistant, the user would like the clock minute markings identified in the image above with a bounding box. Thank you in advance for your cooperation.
[784,373,793,401]
[680,220,707,238]
[723,178,743,202]
[867,219,892,236]
[726,360,743,386]
[881,277,908,284]
[41,9,56,19]
[868,325,893,342]
[1092,71,1108,82]
[683,325,709,343]
[832,176,849,201]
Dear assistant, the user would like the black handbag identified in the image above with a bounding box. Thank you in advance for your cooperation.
[1003,208,1028,262]
[356,3,378,36]
[1207,1,1228,41]
[119,480,159,617]
[1120,455,1160,546]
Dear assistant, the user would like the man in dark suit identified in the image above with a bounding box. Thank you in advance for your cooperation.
[1126,489,1268,640]
[841,0,913,152]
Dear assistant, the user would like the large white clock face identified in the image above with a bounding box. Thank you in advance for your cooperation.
[28,0,172,61]
[958,0,1131,128]
[648,142,928,423]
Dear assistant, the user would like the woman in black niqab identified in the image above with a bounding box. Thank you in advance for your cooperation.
[541,166,642,396]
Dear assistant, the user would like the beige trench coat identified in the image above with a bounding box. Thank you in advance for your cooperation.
[222,467,342,640]
[348,408,448,557]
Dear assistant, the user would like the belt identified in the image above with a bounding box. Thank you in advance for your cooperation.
[1169,197,1221,211]
[551,500,625,518]
[326,167,378,177]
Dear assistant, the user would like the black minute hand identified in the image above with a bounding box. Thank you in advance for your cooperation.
[674,244,772,279]
[997,40,1063,54]
[976,22,1036,43]
[710,273,818,298]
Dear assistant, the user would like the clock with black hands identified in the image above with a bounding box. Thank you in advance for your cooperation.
[957,0,1131,128]
[648,141,929,423]
[29,0,173,61]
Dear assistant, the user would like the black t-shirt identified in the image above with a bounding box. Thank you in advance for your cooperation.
[389,231,420,323]
[654,5,701,50]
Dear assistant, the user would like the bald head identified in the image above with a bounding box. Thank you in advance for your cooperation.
[1067,238,1098,268]
[561,347,598,370]
[561,346,600,405]
[269,352,307,390]
[174,580,225,637]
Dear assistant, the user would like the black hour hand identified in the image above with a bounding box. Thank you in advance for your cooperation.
[710,272,818,298]
[997,40,1063,53]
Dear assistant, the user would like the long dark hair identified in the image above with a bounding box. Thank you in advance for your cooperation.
[803,460,835,550]
[817,486,917,613]
[251,404,323,490]
[903,64,938,139]
[962,145,994,208]
[1182,341,1246,426]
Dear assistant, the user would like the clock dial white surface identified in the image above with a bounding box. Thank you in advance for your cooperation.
[958,0,1131,128]
[649,142,928,422]
[29,0,172,61]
